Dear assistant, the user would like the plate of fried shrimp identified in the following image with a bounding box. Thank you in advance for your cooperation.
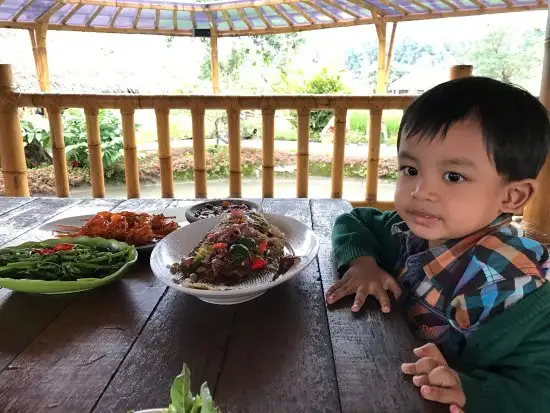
[36,210,187,251]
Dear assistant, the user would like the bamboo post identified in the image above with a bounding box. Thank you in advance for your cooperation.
[29,25,51,92]
[330,108,347,198]
[120,107,140,198]
[297,108,310,198]
[84,107,105,198]
[227,107,242,198]
[191,107,207,198]
[385,22,397,86]
[46,106,70,197]
[521,5,550,245]
[450,65,473,80]
[262,108,275,198]
[366,109,383,203]
[155,107,174,198]
[375,20,387,94]
[210,33,221,94]
[0,64,30,197]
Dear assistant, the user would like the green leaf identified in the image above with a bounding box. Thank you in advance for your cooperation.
[169,364,194,413]
[199,382,217,413]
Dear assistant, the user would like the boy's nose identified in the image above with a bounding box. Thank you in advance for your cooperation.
[410,179,438,202]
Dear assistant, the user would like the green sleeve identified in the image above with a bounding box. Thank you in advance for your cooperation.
[460,361,550,413]
[331,207,402,275]
[458,284,550,413]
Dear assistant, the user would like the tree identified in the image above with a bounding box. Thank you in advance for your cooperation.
[288,68,347,137]
[466,26,544,84]
[198,33,304,90]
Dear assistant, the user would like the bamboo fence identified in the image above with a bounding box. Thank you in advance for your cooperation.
[0,63,471,212]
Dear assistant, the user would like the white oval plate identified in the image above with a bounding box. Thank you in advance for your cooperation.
[150,214,319,305]
[35,208,189,252]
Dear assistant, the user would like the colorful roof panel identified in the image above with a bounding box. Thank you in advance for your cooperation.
[0,0,546,36]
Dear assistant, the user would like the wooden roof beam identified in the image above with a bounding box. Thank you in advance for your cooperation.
[236,8,253,30]
[61,4,83,25]
[408,0,433,13]
[303,1,338,21]
[271,5,295,27]
[85,5,104,27]
[377,0,410,16]
[155,9,160,30]
[254,6,272,27]
[110,7,122,27]
[288,3,315,24]
[12,0,36,22]
[222,10,234,30]
[344,0,387,17]
[36,2,65,23]
[133,7,142,29]
[320,0,362,19]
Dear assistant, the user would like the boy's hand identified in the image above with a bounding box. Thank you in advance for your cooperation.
[326,256,402,313]
[401,343,466,412]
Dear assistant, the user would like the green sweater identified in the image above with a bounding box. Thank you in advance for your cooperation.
[332,208,550,413]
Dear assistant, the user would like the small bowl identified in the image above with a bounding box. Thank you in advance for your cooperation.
[185,199,261,223]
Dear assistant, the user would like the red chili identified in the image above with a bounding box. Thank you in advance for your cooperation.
[251,258,267,270]
[33,244,73,255]
[212,242,228,249]
[258,240,268,254]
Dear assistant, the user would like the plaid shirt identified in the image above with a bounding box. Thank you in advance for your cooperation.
[393,214,550,360]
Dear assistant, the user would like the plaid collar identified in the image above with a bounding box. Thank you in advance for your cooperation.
[392,214,513,279]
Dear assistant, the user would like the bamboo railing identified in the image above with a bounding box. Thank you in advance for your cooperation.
[1,63,471,210]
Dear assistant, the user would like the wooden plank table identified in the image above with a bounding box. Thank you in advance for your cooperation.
[0,197,444,413]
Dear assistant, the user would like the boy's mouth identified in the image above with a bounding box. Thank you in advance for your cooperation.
[406,209,441,227]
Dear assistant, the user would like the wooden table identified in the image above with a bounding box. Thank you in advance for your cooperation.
[0,197,444,413]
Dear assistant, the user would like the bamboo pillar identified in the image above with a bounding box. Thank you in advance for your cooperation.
[191,107,207,198]
[385,22,397,86]
[210,33,221,94]
[84,108,105,198]
[227,107,241,197]
[155,107,174,198]
[375,20,387,94]
[47,106,70,197]
[521,5,550,245]
[262,108,275,198]
[366,109,383,203]
[0,64,30,197]
[29,25,51,92]
[450,65,473,80]
[121,108,140,198]
[330,108,347,198]
[297,108,310,198]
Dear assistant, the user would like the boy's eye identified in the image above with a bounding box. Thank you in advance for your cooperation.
[443,172,465,183]
[400,166,418,176]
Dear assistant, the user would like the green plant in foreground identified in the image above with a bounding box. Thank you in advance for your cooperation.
[166,364,220,413]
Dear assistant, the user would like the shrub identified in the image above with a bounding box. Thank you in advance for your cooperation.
[288,68,347,137]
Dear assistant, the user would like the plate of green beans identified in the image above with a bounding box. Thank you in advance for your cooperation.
[0,236,138,294]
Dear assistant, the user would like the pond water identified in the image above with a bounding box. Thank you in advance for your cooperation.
[70,176,397,201]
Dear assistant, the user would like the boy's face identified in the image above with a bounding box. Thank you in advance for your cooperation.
[394,119,509,244]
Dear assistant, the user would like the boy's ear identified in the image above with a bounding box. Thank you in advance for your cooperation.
[500,179,538,214]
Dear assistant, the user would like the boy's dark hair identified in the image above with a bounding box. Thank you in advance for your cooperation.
[397,77,550,181]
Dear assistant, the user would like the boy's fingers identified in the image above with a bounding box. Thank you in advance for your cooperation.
[412,375,430,387]
[401,362,417,375]
[383,276,403,299]
[414,343,447,366]
[327,280,344,296]
[450,405,465,413]
[428,366,460,388]
[326,283,352,304]
[402,357,441,376]
[373,288,391,313]
[420,385,465,407]
[352,288,368,312]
